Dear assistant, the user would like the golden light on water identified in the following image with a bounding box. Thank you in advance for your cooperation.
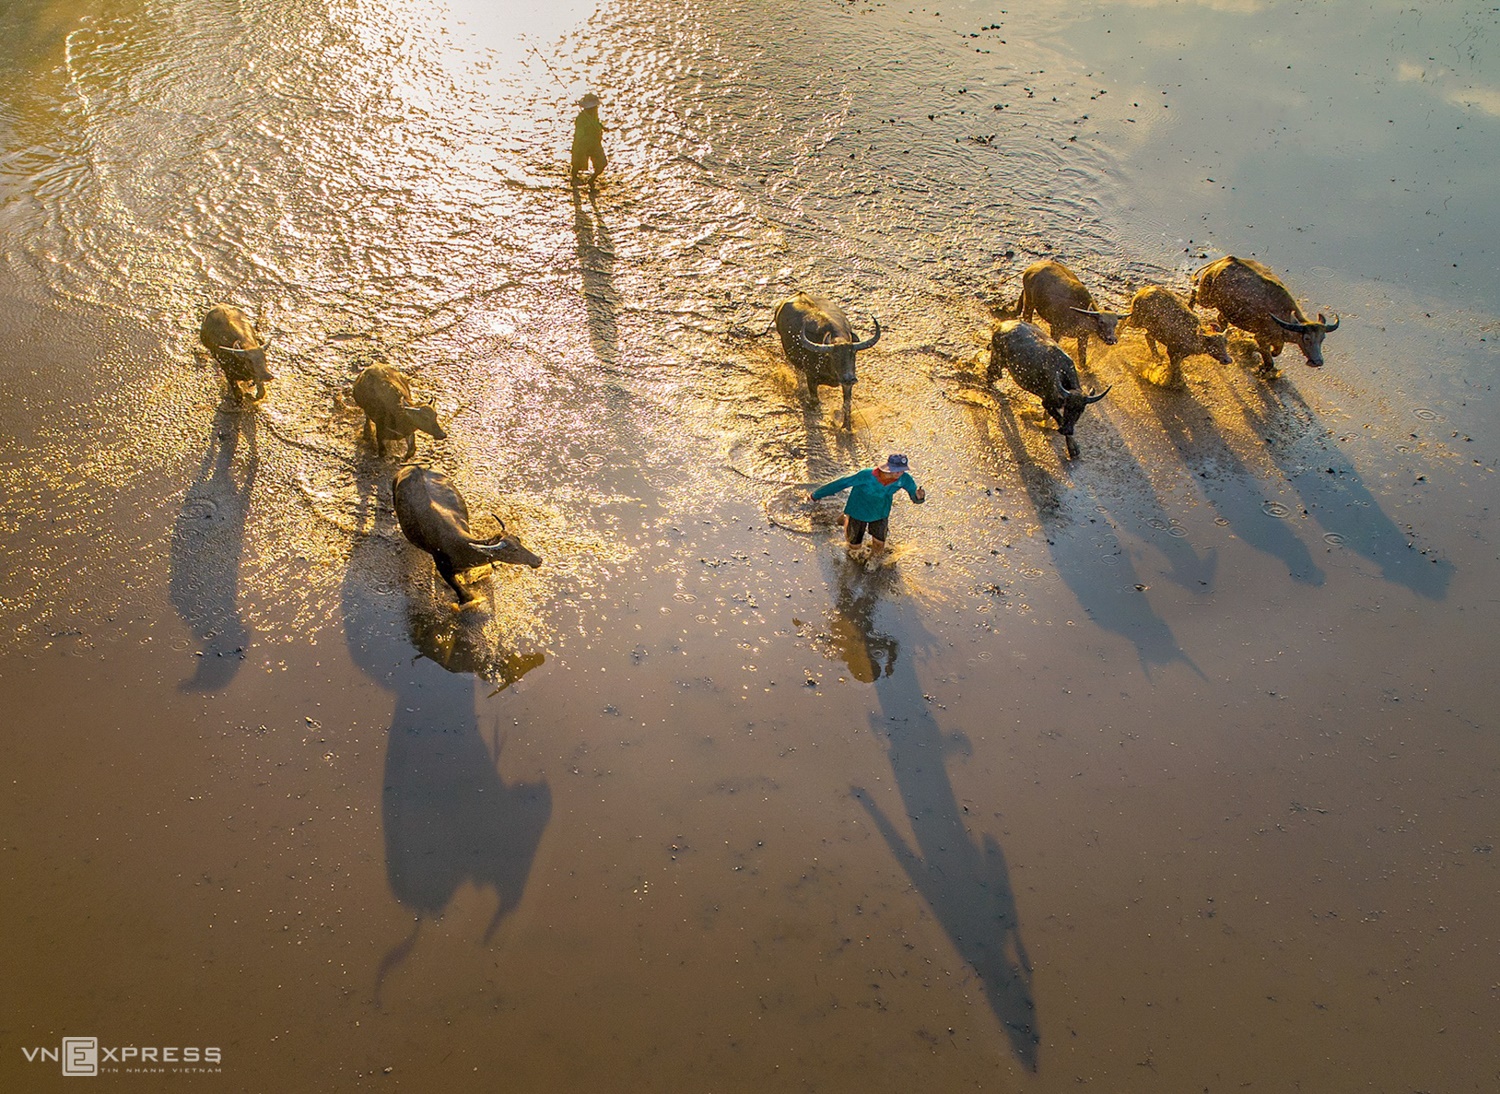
[2,0,1497,1089]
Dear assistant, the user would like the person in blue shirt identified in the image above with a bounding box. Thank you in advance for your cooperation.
[808,454,926,567]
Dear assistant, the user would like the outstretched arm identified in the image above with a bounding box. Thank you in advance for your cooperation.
[811,472,860,501]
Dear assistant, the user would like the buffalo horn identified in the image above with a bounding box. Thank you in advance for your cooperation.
[1084,384,1112,405]
[218,345,251,357]
[1271,314,1314,334]
[489,512,507,531]
[798,330,840,354]
[850,316,881,351]
[1319,312,1340,332]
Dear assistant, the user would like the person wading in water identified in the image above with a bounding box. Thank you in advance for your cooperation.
[809,454,926,570]
[570,92,608,186]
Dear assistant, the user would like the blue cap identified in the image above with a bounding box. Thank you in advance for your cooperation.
[878,454,910,473]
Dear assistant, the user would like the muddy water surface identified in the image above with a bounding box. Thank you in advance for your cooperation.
[2,0,1497,1090]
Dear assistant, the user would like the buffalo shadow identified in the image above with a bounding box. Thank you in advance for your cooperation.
[1235,376,1453,601]
[340,464,550,1004]
[962,373,1203,678]
[832,572,1038,1069]
[170,407,257,692]
[572,185,619,368]
[1120,349,1327,589]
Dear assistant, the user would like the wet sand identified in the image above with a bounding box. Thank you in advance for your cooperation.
[2,0,1498,1090]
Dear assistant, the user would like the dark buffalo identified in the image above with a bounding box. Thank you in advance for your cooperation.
[989,320,1110,459]
[200,304,274,402]
[1189,255,1339,372]
[392,466,541,606]
[353,364,447,458]
[1006,260,1122,372]
[1121,285,1231,388]
[773,291,881,430]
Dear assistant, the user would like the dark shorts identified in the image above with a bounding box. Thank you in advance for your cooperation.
[844,515,889,545]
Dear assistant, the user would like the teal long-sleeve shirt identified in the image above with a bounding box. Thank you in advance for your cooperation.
[811,469,923,522]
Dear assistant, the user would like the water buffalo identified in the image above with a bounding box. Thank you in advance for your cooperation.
[200,304,274,402]
[353,364,447,458]
[989,320,1110,459]
[392,466,542,606]
[1006,260,1122,372]
[773,291,881,430]
[1189,255,1339,372]
[1121,285,1231,388]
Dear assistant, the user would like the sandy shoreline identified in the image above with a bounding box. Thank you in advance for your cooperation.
[3,0,1498,1090]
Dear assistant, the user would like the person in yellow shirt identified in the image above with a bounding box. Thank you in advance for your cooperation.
[570,92,608,185]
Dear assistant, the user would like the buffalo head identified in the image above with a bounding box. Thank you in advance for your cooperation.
[1201,323,1232,365]
[217,333,276,387]
[476,515,542,570]
[1271,312,1340,367]
[403,395,447,441]
[1069,306,1123,346]
[798,316,880,386]
[1057,384,1111,459]
[798,316,879,429]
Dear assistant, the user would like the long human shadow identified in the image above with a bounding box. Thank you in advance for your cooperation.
[1237,377,1454,600]
[1121,352,1326,588]
[573,184,619,367]
[964,381,1203,678]
[832,567,1038,1069]
[340,463,550,1004]
[170,407,257,691]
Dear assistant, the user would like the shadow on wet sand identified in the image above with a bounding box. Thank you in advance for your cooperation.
[824,560,899,682]
[1124,355,1327,589]
[1237,376,1454,601]
[573,185,619,368]
[825,559,1039,1069]
[169,408,257,692]
[964,386,1203,678]
[339,461,551,1005]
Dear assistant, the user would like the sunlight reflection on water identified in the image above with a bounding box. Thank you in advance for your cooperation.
[0,2,1494,1087]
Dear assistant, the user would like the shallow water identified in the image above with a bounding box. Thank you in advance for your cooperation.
[2,0,1498,1090]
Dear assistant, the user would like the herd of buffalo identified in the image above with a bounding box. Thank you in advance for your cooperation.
[198,253,1338,605]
